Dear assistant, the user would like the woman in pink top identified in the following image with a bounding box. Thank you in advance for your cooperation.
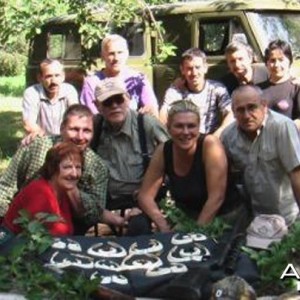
[3,142,83,236]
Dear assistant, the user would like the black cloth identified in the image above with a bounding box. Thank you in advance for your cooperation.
[259,78,300,119]
[164,136,207,216]
[221,65,269,95]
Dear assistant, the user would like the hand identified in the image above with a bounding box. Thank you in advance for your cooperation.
[21,129,45,147]
[124,207,142,221]
[172,77,186,90]
[101,209,125,226]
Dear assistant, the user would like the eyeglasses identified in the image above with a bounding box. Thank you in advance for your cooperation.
[235,103,261,115]
[102,95,125,107]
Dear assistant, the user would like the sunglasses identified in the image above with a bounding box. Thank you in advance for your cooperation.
[102,95,125,107]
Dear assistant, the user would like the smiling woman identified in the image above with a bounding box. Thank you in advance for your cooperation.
[2,142,83,236]
[137,100,229,232]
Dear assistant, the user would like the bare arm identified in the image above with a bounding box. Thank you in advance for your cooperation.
[197,135,228,225]
[290,166,300,209]
[138,144,171,232]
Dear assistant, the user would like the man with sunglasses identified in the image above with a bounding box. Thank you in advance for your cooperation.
[221,85,300,226]
[92,78,169,227]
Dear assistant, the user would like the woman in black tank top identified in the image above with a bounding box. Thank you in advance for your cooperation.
[138,100,228,232]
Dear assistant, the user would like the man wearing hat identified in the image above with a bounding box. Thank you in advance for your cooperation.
[92,78,169,221]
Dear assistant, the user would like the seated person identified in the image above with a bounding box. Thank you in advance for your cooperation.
[3,142,83,236]
[92,78,169,213]
[159,48,234,137]
[221,85,300,226]
[81,34,158,117]
[22,59,79,137]
[259,39,300,130]
[138,100,228,232]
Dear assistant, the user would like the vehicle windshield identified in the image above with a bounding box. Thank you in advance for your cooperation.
[248,12,300,57]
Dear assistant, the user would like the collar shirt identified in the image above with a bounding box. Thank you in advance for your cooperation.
[95,109,169,199]
[221,110,300,225]
[22,83,78,135]
[163,79,232,134]
[0,135,108,225]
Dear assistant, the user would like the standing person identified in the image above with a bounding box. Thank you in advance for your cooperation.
[0,104,124,234]
[259,39,300,130]
[222,41,269,95]
[221,85,300,226]
[138,100,228,232]
[2,142,83,236]
[159,48,234,137]
[22,59,79,137]
[92,78,168,214]
[80,34,158,117]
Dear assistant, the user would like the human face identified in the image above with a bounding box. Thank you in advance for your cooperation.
[168,112,200,151]
[61,115,93,151]
[180,57,207,92]
[233,89,267,135]
[266,49,291,82]
[53,157,82,192]
[39,62,65,99]
[102,40,128,76]
[99,94,129,127]
[226,49,253,80]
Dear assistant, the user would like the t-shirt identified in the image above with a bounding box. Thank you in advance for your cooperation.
[3,179,74,236]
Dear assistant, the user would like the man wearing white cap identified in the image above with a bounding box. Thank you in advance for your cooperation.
[92,78,169,222]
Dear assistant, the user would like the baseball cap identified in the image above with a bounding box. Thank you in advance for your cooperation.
[95,78,127,103]
[246,214,288,250]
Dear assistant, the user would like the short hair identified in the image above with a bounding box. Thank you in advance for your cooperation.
[40,142,84,180]
[60,104,93,129]
[180,48,207,65]
[264,39,293,65]
[167,99,200,124]
[39,59,64,75]
[101,34,128,54]
[231,84,264,104]
[225,41,253,59]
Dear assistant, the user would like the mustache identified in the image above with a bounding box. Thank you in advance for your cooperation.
[49,83,58,88]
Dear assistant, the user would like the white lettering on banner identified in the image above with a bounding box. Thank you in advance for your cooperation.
[280,264,300,292]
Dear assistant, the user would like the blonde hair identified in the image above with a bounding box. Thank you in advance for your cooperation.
[167,100,200,124]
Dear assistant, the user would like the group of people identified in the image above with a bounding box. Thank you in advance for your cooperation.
[1,33,300,242]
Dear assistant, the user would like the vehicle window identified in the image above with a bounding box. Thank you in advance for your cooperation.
[199,18,247,56]
[248,12,300,56]
[48,34,64,58]
[157,14,192,60]
[115,23,145,56]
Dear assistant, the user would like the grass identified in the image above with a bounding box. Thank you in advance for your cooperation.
[0,76,24,173]
[0,75,25,97]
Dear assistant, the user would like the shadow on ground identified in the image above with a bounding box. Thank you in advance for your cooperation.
[0,111,23,158]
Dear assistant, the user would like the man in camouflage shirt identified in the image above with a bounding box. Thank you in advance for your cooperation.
[0,104,124,234]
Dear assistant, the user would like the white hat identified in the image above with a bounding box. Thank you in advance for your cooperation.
[246,214,288,250]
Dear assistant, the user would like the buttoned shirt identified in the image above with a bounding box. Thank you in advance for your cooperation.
[94,110,169,199]
[23,83,78,135]
[162,80,232,134]
[80,67,158,114]
[221,110,300,225]
[0,136,108,225]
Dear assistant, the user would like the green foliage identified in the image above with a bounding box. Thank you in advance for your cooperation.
[159,196,230,239]
[243,220,300,295]
[0,51,26,76]
[0,75,25,97]
[0,210,100,299]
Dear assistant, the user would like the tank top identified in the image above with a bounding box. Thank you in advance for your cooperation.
[164,136,207,214]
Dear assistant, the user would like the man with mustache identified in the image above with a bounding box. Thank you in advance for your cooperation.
[0,104,124,234]
[221,85,300,226]
[22,59,79,137]
[80,34,158,117]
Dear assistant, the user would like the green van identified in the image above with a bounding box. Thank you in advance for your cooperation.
[26,0,300,103]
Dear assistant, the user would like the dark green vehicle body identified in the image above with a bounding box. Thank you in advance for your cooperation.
[27,0,300,104]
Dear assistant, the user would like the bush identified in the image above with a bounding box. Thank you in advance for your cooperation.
[0,50,27,76]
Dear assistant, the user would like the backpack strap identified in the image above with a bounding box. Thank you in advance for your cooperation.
[90,114,104,151]
[137,113,150,173]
